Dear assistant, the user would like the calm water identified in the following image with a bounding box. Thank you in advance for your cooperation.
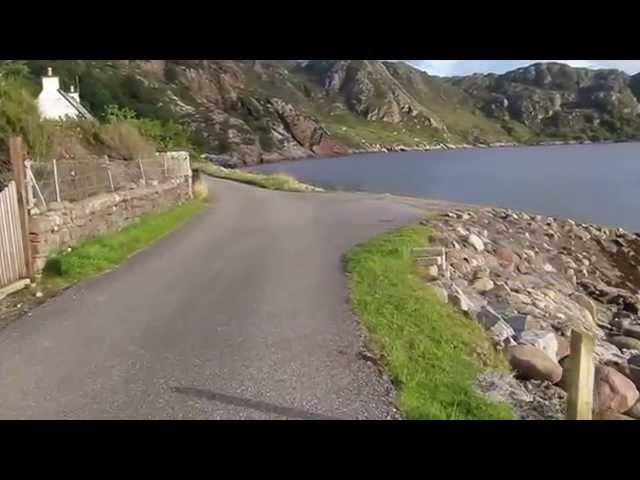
[254,143,640,231]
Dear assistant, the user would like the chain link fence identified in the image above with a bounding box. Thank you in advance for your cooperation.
[27,153,191,209]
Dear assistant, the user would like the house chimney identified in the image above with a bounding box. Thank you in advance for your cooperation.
[68,84,80,101]
[41,68,60,94]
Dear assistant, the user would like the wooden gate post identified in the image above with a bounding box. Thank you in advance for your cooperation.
[9,136,34,281]
[566,330,595,420]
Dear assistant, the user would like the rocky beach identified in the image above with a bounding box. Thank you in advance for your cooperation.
[421,207,640,419]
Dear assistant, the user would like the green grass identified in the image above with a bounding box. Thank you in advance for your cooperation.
[43,199,205,286]
[195,163,323,193]
[314,108,445,148]
[345,224,513,420]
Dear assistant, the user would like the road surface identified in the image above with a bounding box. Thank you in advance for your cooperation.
[0,177,430,419]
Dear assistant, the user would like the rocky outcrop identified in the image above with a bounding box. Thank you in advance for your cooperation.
[422,205,640,419]
[451,62,640,141]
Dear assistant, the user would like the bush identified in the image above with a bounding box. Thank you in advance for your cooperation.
[98,121,156,160]
[0,77,51,159]
[258,132,275,152]
[104,104,194,152]
[193,177,209,200]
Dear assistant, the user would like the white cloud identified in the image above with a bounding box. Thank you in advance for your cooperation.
[406,60,640,77]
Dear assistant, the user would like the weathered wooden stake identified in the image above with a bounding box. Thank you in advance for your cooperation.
[106,164,115,192]
[138,158,146,184]
[27,167,46,210]
[52,159,61,202]
[9,137,34,280]
[566,329,595,420]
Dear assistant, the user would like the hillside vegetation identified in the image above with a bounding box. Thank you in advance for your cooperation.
[3,60,640,180]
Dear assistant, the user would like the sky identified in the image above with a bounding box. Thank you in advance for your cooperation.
[406,60,640,77]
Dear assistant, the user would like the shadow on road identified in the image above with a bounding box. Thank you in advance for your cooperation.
[171,386,340,420]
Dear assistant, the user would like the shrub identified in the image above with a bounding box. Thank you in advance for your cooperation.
[98,121,156,160]
[193,177,209,200]
[258,131,275,152]
[0,77,51,159]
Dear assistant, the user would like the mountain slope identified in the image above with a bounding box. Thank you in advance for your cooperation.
[449,62,640,141]
[12,60,640,166]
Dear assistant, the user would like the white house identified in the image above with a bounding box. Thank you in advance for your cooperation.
[37,67,95,121]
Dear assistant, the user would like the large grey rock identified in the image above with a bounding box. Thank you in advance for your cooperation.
[518,330,559,362]
[472,277,494,293]
[476,305,503,329]
[594,341,626,365]
[594,366,639,414]
[506,314,541,337]
[507,345,563,383]
[488,320,516,347]
[450,286,472,312]
[467,233,485,252]
[571,292,597,324]
[622,325,640,341]
[610,336,640,352]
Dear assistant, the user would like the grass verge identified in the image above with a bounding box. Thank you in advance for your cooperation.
[42,199,205,288]
[195,163,323,193]
[345,224,513,419]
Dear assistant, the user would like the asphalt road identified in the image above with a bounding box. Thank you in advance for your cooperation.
[0,177,428,419]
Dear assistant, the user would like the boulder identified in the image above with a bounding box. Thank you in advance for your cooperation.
[472,277,494,293]
[594,341,626,365]
[555,335,571,361]
[507,314,541,337]
[488,320,516,347]
[594,366,639,414]
[518,330,559,362]
[571,293,598,324]
[473,266,491,279]
[597,411,635,420]
[495,246,518,270]
[626,401,640,419]
[476,305,503,329]
[450,286,472,312]
[507,345,563,383]
[622,325,640,341]
[609,336,640,352]
[467,233,485,252]
[629,355,640,368]
[612,362,640,390]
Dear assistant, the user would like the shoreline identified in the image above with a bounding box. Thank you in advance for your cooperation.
[423,205,640,419]
[225,137,640,170]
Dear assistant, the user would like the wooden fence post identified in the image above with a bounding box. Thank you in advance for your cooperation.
[566,330,595,420]
[138,158,146,185]
[106,164,115,192]
[52,159,61,202]
[9,137,34,281]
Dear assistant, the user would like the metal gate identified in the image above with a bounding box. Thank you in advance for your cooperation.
[0,181,28,288]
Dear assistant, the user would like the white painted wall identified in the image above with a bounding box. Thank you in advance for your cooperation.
[37,76,79,120]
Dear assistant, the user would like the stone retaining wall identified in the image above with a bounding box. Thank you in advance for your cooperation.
[29,178,191,273]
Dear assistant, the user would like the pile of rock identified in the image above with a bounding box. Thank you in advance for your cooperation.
[422,207,640,419]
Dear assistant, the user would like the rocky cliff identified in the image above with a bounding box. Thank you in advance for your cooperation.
[21,60,640,166]
[449,62,640,141]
